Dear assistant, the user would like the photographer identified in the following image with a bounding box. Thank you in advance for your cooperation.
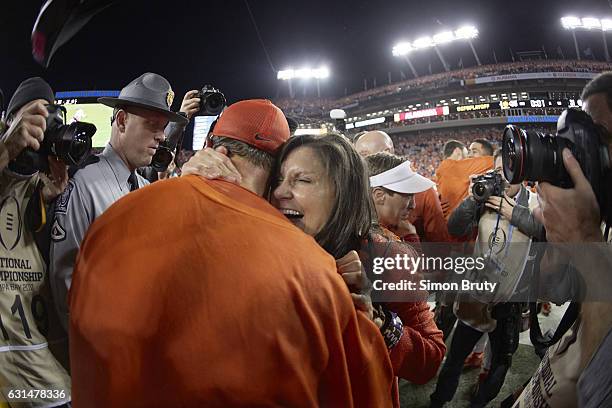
[0,77,71,407]
[430,150,537,408]
[517,72,612,408]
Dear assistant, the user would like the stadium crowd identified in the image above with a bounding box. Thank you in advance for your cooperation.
[352,125,554,178]
[1,67,612,408]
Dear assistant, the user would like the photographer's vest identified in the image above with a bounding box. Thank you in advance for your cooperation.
[455,188,535,331]
[0,172,70,407]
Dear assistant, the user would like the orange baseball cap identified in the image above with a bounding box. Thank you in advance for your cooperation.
[212,99,290,154]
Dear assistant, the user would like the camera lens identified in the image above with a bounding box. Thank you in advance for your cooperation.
[151,144,173,172]
[203,93,226,116]
[502,125,567,185]
[207,95,221,109]
[69,133,91,162]
[51,122,95,166]
[501,126,525,184]
[473,183,487,199]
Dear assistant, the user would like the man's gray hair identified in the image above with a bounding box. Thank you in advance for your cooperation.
[210,135,275,170]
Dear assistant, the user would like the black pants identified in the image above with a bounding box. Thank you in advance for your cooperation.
[430,304,521,408]
[434,299,457,341]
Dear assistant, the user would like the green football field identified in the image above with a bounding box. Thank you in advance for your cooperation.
[63,103,113,148]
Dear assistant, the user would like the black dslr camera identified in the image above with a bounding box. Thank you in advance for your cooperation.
[472,171,505,203]
[150,112,188,173]
[9,104,95,175]
[196,85,226,116]
[502,108,612,223]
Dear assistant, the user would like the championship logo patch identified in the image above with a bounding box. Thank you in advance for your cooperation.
[0,196,22,251]
[55,181,74,215]
[487,228,507,255]
[51,219,66,242]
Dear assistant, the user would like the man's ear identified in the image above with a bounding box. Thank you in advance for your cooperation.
[372,187,386,205]
[115,109,128,133]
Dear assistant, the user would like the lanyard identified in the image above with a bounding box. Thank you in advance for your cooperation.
[487,200,514,259]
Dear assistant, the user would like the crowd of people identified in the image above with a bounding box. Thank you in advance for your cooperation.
[272,97,335,118]
[389,125,555,178]
[1,68,611,408]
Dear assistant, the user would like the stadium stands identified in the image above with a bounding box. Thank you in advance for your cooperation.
[275,59,612,117]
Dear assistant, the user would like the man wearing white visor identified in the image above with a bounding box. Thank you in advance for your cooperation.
[364,152,447,393]
[367,152,434,235]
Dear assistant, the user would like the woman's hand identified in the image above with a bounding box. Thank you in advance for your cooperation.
[336,250,382,327]
[181,147,242,184]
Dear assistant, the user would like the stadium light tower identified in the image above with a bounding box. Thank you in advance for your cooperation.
[392,25,480,73]
[277,66,330,98]
[456,25,482,66]
[561,16,612,62]
[392,42,420,77]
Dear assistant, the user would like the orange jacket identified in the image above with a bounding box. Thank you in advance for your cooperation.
[69,176,393,408]
[435,156,494,220]
[409,187,451,243]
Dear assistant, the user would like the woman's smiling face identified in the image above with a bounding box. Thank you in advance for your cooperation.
[272,146,335,236]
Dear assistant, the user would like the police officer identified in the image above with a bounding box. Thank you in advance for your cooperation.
[49,73,189,329]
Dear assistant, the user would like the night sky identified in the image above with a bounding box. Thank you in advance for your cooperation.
[1,0,611,107]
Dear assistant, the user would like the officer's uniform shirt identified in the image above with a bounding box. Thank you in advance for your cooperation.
[49,143,148,330]
[0,170,71,406]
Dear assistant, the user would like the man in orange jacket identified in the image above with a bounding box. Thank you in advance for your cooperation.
[69,99,393,407]
[436,140,493,221]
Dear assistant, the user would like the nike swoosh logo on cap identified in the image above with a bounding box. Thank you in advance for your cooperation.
[254,133,271,141]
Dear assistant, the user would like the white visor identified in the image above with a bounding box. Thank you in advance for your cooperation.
[369,161,434,194]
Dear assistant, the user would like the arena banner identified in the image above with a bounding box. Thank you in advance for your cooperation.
[394,106,449,122]
[506,115,559,123]
[450,102,500,113]
[463,71,598,86]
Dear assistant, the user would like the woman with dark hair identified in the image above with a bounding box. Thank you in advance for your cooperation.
[183,133,445,407]
[272,134,372,259]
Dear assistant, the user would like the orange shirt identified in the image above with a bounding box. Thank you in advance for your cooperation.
[69,176,393,408]
[409,187,450,243]
[435,156,494,220]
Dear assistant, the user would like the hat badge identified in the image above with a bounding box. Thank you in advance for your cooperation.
[166,90,175,108]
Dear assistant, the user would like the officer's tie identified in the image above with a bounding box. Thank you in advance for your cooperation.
[128,172,139,191]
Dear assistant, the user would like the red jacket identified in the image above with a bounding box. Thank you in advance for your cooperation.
[363,228,447,407]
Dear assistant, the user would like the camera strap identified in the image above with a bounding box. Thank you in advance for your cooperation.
[528,249,580,349]
[485,209,503,260]
[529,301,580,349]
